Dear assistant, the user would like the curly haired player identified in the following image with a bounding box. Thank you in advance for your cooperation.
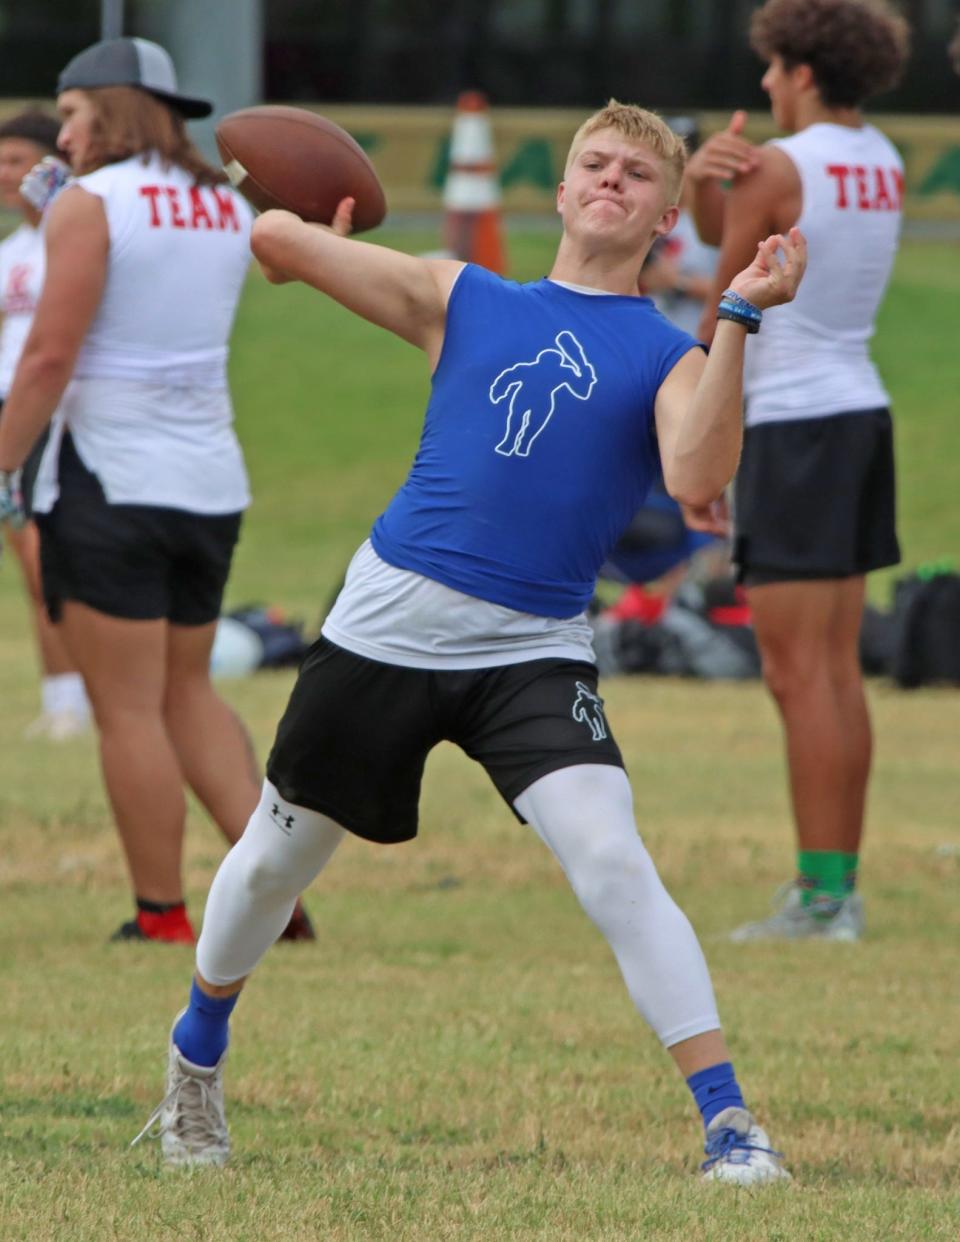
[686,0,910,941]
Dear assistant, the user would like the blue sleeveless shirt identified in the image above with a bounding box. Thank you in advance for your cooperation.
[370,264,699,619]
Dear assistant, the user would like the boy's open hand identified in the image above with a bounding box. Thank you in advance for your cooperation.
[728,227,807,312]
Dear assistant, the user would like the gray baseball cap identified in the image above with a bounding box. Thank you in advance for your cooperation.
[57,37,213,119]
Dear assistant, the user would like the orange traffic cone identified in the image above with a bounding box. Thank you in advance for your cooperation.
[442,91,507,274]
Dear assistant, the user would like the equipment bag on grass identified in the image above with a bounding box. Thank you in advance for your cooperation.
[891,572,960,688]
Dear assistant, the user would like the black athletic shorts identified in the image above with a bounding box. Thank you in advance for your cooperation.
[35,432,242,625]
[0,398,47,519]
[734,408,900,584]
[266,637,624,844]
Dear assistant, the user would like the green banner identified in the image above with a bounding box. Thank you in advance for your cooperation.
[3,101,956,220]
[319,105,960,222]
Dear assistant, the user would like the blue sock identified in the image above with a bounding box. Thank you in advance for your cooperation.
[686,1061,746,1128]
[172,980,239,1067]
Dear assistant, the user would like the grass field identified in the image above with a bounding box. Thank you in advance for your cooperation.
[1,230,958,1240]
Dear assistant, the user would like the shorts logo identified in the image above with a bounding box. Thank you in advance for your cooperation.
[572,680,608,741]
[490,330,597,458]
[270,803,295,835]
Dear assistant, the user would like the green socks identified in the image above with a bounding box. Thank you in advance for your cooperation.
[797,850,858,917]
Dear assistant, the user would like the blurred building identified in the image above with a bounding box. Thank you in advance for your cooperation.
[0,0,958,113]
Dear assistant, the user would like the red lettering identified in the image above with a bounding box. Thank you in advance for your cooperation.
[853,165,871,210]
[872,166,893,210]
[141,181,246,231]
[8,264,30,298]
[189,186,214,229]
[2,262,34,312]
[829,165,903,213]
[139,184,163,227]
[892,168,904,209]
[825,163,850,208]
[165,186,187,228]
[212,187,240,232]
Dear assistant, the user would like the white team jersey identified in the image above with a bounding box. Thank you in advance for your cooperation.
[0,222,44,397]
[323,539,596,669]
[744,123,902,427]
[33,151,254,513]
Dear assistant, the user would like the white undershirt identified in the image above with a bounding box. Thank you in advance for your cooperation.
[550,279,617,296]
[322,539,596,670]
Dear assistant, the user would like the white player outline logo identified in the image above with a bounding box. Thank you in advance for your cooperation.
[490,330,597,458]
[572,681,608,741]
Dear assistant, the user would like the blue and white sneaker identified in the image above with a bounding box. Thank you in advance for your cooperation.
[701,1107,791,1185]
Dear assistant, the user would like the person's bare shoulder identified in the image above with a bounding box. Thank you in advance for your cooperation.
[727,144,801,233]
[758,143,800,185]
[760,145,801,226]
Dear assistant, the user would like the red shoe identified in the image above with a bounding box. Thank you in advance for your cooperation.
[110,905,196,944]
[603,585,668,625]
[278,899,316,942]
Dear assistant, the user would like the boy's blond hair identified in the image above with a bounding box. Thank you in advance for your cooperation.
[565,100,687,203]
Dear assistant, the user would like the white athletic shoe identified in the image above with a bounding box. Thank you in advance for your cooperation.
[23,708,90,741]
[729,883,864,943]
[131,1014,230,1167]
[701,1107,791,1185]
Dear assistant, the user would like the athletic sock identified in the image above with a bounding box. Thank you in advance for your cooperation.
[797,849,848,917]
[842,852,860,894]
[134,898,195,943]
[686,1061,746,1128]
[41,672,90,718]
[173,979,239,1067]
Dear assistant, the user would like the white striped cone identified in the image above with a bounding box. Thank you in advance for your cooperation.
[442,90,506,274]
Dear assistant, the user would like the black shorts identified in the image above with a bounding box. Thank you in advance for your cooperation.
[0,398,47,519]
[35,432,242,625]
[734,408,900,584]
[266,637,624,844]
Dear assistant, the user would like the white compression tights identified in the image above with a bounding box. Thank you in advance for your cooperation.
[514,765,720,1047]
[198,768,721,1048]
[196,781,346,985]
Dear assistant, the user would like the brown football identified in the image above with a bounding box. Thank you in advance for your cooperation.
[215,105,386,232]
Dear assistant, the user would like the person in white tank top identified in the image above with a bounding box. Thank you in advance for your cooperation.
[0,38,313,945]
[0,108,91,740]
[685,0,910,941]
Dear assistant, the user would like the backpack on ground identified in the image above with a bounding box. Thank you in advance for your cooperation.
[890,571,960,688]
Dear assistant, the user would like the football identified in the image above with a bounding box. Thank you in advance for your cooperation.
[215,104,387,232]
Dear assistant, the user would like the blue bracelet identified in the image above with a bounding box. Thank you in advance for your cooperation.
[721,289,762,318]
[717,305,761,333]
[717,288,762,333]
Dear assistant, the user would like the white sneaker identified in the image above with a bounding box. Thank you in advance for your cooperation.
[23,708,90,741]
[131,1013,230,1167]
[702,1107,791,1185]
[729,883,864,942]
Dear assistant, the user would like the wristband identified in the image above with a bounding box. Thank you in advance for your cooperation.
[717,288,762,334]
[716,305,761,333]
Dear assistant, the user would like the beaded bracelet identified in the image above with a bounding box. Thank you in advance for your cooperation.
[716,288,762,334]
